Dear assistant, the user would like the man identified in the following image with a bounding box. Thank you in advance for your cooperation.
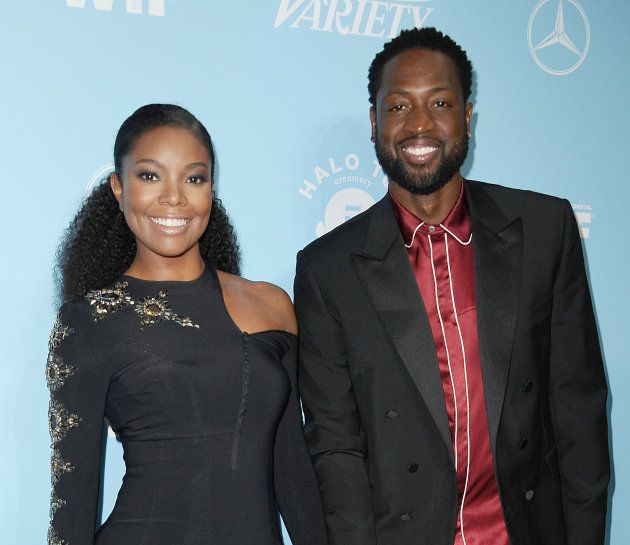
[294,27,609,545]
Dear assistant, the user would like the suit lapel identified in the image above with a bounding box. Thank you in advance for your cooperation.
[352,197,454,461]
[466,182,523,454]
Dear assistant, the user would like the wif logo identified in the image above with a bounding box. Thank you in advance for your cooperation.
[572,203,593,239]
[66,0,166,16]
[274,0,435,38]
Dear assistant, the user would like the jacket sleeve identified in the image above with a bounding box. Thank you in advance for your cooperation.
[548,200,609,545]
[274,338,328,545]
[294,251,376,545]
[46,301,111,545]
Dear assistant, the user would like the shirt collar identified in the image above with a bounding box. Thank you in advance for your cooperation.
[389,180,472,246]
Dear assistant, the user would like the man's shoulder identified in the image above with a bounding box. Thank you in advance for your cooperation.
[467,179,570,220]
[468,179,568,208]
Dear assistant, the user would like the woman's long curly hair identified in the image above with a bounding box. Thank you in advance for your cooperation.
[56,104,241,303]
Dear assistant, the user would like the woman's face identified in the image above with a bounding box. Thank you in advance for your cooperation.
[111,126,213,265]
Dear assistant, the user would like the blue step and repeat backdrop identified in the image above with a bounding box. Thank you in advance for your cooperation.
[1,1,629,543]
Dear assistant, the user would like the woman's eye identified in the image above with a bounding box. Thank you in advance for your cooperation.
[188,175,207,184]
[138,171,159,181]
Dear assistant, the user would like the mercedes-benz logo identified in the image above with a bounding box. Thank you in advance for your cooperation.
[528,0,590,76]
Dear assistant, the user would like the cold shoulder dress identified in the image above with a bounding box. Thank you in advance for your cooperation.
[46,269,326,545]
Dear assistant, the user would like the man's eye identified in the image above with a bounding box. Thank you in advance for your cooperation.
[139,171,158,181]
[435,100,451,108]
[387,104,406,112]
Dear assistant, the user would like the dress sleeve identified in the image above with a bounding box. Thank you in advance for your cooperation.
[274,337,328,545]
[46,300,111,545]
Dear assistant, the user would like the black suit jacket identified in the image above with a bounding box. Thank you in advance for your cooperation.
[294,180,609,545]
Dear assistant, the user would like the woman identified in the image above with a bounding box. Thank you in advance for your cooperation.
[47,104,327,545]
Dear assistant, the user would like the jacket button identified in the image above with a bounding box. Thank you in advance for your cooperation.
[518,438,528,449]
[522,380,533,393]
[385,409,398,418]
[525,489,535,501]
[400,513,412,522]
[407,462,419,473]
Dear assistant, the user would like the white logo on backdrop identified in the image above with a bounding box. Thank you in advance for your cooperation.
[66,0,166,16]
[572,203,593,239]
[84,163,115,199]
[274,0,435,38]
[299,153,387,236]
[528,0,590,76]
[317,188,376,236]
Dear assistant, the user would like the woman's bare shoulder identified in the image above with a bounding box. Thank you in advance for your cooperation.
[216,271,296,334]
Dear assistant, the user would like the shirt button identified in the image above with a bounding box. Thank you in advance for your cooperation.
[385,409,398,418]
[518,438,529,449]
[428,225,436,232]
[400,513,412,522]
[522,380,534,393]
[525,489,535,501]
[407,462,419,473]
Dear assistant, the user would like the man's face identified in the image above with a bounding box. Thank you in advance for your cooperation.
[370,48,473,196]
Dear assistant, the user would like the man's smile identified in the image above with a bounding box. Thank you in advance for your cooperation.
[399,139,440,164]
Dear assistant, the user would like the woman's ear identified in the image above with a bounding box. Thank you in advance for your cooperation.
[110,173,123,211]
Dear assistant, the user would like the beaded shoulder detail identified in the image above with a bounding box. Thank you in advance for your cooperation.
[85,281,199,329]
[134,289,199,329]
[85,280,134,321]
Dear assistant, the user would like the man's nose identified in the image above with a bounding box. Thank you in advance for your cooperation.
[404,104,435,134]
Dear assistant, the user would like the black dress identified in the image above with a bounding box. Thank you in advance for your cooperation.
[46,269,327,545]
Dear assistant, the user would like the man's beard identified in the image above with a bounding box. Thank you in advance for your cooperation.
[374,135,468,196]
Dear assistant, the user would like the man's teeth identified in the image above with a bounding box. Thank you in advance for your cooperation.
[150,217,189,227]
[404,146,437,156]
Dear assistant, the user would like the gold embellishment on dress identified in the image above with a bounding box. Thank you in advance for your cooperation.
[48,400,81,446]
[50,492,67,519]
[46,354,77,393]
[85,281,134,321]
[48,318,74,352]
[47,526,68,545]
[134,289,199,329]
[50,448,75,485]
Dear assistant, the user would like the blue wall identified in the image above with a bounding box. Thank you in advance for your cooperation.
[1,1,628,543]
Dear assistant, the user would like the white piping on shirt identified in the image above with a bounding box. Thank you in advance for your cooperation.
[404,222,425,248]
[409,221,475,544]
[404,222,472,248]
[444,233,472,545]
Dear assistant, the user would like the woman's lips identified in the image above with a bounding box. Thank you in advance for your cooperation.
[148,216,191,234]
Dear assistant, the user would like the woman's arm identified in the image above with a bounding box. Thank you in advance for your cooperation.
[47,300,111,545]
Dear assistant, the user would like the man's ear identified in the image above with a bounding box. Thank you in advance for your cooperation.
[369,107,377,143]
[465,102,473,137]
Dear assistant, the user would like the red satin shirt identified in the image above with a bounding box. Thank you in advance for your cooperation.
[390,183,510,545]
